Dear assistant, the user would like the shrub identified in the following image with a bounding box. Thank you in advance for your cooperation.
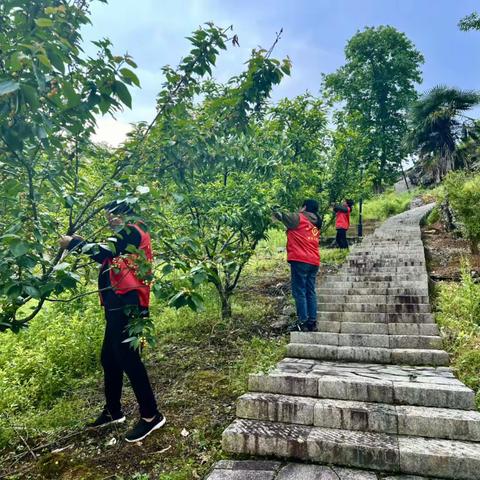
[425,206,440,225]
[444,172,480,254]
[435,261,480,406]
[0,297,103,414]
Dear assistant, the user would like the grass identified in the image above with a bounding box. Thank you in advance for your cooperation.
[433,261,480,407]
[0,239,292,479]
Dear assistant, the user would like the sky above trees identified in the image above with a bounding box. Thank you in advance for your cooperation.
[82,0,480,145]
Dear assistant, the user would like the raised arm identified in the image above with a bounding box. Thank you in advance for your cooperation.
[63,226,141,263]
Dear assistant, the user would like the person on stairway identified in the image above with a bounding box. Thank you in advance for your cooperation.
[333,199,354,249]
[272,199,322,332]
[58,200,166,443]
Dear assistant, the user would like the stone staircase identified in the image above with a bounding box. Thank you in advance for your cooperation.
[207,204,480,480]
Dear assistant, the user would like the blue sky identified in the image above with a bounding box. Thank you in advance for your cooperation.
[83,0,480,144]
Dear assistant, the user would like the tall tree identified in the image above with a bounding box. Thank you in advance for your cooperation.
[324,26,424,191]
[406,86,480,183]
[459,11,480,31]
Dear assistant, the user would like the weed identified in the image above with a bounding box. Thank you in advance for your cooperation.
[435,260,480,406]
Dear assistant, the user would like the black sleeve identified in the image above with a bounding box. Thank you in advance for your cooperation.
[333,204,349,213]
[67,226,141,264]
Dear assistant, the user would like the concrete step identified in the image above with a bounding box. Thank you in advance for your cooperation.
[286,344,449,366]
[205,460,420,480]
[315,321,440,336]
[290,332,442,349]
[322,274,429,282]
[319,282,429,290]
[249,360,475,409]
[316,311,434,323]
[317,294,430,304]
[222,419,480,479]
[340,267,427,274]
[317,288,430,296]
[236,393,480,442]
[347,259,426,267]
[317,303,431,313]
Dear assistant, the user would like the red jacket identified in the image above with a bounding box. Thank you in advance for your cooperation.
[335,206,351,230]
[287,213,320,266]
[103,224,153,307]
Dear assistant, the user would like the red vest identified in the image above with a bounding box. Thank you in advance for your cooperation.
[336,206,351,230]
[103,224,153,307]
[286,214,320,266]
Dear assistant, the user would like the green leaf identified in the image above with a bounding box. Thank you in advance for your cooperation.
[113,81,132,108]
[62,81,81,108]
[125,57,138,68]
[20,84,40,109]
[189,292,204,311]
[37,54,52,69]
[9,52,23,71]
[120,68,140,87]
[24,285,41,299]
[0,79,20,97]
[47,49,65,74]
[10,240,29,257]
[6,284,22,299]
[35,18,53,27]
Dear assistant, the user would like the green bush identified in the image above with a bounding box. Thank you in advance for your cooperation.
[0,297,103,414]
[425,206,440,225]
[435,261,480,406]
[360,189,420,221]
[444,172,480,254]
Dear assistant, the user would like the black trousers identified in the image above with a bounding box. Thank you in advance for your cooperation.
[336,228,349,249]
[101,290,158,418]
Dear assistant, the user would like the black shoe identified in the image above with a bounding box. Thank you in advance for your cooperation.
[303,321,316,332]
[125,412,166,443]
[86,409,126,429]
[287,322,302,332]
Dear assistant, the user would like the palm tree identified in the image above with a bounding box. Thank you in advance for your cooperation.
[406,86,480,182]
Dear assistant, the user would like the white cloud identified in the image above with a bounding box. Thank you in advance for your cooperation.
[91,117,133,146]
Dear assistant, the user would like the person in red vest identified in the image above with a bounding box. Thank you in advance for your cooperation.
[333,199,354,249]
[59,201,165,443]
[273,199,322,332]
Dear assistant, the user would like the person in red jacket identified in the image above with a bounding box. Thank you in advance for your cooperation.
[59,201,165,443]
[333,199,354,249]
[273,199,322,332]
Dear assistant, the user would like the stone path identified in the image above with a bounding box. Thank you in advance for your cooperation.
[206,204,480,480]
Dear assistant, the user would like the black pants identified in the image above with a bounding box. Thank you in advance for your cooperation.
[101,290,158,418]
[336,228,349,249]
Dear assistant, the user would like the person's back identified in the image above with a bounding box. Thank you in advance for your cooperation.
[273,199,321,332]
[333,199,354,249]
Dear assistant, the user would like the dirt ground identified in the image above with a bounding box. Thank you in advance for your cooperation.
[422,221,480,281]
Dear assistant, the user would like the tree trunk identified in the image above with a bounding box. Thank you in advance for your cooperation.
[213,281,232,319]
[219,291,232,318]
[401,165,410,191]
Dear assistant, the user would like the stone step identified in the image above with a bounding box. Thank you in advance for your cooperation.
[236,393,480,442]
[317,288,430,296]
[222,419,480,479]
[205,460,415,480]
[340,267,427,274]
[316,311,434,323]
[317,294,430,304]
[317,303,431,313]
[315,321,440,336]
[290,332,442,349]
[286,344,449,366]
[347,259,426,267]
[319,282,429,290]
[323,274,429,282]
[249,361,475,409]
